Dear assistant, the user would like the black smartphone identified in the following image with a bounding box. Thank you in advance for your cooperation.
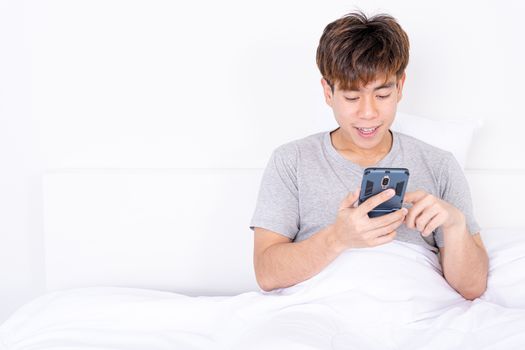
[358,167,410,218]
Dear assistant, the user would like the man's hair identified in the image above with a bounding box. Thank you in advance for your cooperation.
[316,11,409,92]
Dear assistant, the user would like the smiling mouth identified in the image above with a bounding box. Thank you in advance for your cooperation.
[355,126,380,134]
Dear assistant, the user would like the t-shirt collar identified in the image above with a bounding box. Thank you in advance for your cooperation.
[323,127,400,172]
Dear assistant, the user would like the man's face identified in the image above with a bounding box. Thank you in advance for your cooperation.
[322,73,406,151]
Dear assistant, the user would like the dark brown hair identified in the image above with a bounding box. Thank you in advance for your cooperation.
[316,11,409,92]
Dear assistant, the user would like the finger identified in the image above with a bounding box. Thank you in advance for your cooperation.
[415,205,440,232]
[404,190,426,204]
[422,212,445,236]
[339,189,360,210]
[352,188,361,208]
[372,230,397,246]
[358,188,396,215]
[367,217,404,239]
[369,207,408,228]
[405,195,434,229]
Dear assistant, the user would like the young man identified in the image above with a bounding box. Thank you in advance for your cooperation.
[249,11,488,300]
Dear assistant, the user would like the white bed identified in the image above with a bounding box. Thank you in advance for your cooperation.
[0,166,525,349]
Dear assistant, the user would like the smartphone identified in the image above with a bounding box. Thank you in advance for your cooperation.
[358,167,410,218]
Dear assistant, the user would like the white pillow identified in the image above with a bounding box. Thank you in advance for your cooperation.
[391,112,483,168]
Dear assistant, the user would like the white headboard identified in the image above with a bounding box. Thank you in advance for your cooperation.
[42,169,525,296]
[43,169,263,296]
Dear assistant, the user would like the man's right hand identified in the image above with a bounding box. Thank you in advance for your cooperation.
[332,188,408,250]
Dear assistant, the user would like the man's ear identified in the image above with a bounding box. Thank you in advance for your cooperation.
[321,77,334,107]
[397,72,406,102]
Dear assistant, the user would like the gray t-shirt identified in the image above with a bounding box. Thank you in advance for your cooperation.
[249,129,481,253]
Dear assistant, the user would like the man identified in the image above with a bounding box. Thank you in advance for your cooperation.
[249,11,488,300]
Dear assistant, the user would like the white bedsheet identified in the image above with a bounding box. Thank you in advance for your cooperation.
[1,227,525,350]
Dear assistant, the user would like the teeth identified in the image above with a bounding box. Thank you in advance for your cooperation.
[358,127,377,132]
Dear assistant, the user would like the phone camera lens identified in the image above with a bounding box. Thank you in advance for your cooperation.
[381,176,389,186]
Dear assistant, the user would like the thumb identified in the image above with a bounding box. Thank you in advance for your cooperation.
[339,188,360,210]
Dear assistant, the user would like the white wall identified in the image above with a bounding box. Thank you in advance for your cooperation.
[1,0,524,323]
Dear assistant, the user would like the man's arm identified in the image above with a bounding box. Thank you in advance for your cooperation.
[253,225,344,292]
[439,229,488,301]
[404,189,489,301]
[253,189,407,292]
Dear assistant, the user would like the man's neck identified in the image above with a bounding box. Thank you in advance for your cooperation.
[331,128,393,166]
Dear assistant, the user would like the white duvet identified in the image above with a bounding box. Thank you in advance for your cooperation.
[1,227,525,350]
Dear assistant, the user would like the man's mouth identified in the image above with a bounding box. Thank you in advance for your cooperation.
[355,125,380,136]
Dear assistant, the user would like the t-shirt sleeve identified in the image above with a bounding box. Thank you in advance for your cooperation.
[249,144,300,240]
[434,152,481,248]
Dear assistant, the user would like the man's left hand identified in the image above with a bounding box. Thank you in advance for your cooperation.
[403,190,465,236]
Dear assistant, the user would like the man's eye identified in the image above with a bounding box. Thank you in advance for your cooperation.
[377,94,391,99]
[344,97,359,101]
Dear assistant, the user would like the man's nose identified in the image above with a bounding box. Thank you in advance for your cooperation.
[360,97,379,119]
